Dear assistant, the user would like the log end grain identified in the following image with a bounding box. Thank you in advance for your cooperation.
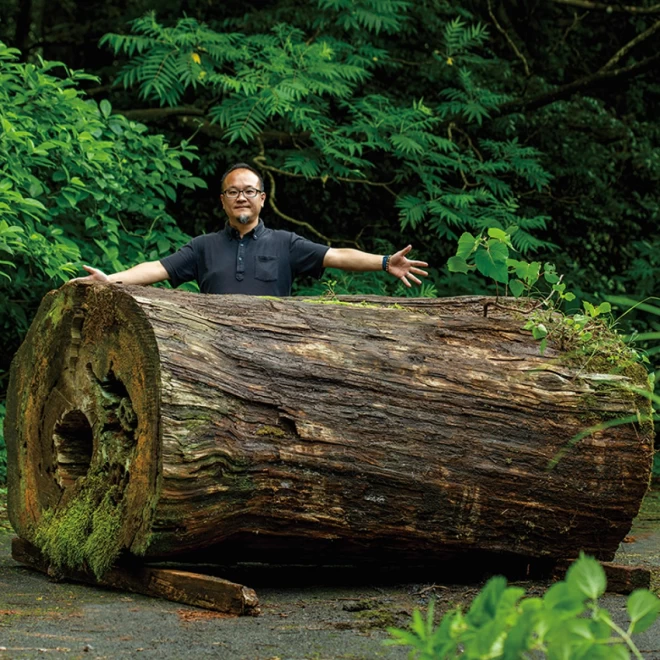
[6,284,162,577]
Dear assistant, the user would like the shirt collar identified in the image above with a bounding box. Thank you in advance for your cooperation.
[224,219,266,241]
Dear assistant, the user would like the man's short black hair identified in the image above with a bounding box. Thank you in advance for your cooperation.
[221,162,264,192]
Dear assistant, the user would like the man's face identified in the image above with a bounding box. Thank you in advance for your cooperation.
[220,169,266,228]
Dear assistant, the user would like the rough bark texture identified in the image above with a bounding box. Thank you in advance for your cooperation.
[5,284,654,572]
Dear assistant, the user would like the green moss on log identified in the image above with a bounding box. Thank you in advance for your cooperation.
[256,425,286,438]
[33,470,126,580]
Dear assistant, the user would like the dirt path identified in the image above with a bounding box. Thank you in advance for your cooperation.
[2,487,660,659]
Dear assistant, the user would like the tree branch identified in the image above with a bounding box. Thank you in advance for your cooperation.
[252,140,333,244]
[260,168,333,245]
[599,19,660,72]
[110,108,309,148]
[120,106,206,121]
[253,153,397,195]
[552,0,660,13]
[498,52,660,114]
[487,0,531,76]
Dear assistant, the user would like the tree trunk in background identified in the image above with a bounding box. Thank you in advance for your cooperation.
[5,284,654,574]
[14,0,33,56]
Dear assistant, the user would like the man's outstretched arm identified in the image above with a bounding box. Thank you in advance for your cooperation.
[323,245,429,287]
[69,261,170,286]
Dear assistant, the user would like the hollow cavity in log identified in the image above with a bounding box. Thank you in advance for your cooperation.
[53,410,93,489]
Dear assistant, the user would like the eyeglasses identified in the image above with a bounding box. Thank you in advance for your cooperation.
[222,187,263,199]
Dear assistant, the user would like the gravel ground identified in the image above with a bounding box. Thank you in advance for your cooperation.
[1,487,660,659]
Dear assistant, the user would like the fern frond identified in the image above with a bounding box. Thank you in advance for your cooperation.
[283,153,322,177]
[317,0,412,35]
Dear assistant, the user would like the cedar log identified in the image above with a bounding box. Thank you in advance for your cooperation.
[5,284,654,574]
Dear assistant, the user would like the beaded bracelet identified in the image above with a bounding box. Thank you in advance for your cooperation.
[382,255,391,272]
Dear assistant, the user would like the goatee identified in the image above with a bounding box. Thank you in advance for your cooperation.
[237,214,251,225]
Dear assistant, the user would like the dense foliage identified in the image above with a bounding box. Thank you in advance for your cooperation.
[0,0,658,482]
[0,43,204,389]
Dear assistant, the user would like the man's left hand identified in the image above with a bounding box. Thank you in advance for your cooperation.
[388,245,429,287]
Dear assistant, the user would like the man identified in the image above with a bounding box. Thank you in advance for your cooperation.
[72,163,429,292]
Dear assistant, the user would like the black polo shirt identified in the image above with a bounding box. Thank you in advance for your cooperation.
[160,220,329,296]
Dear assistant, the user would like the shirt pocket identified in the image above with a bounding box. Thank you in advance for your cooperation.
[255,255,278,281]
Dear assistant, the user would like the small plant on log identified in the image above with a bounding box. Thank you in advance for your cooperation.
[447,226,646,369]
[386,553,660,659]
[448,226,657,467]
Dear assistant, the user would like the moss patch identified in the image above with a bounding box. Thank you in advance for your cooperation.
[33,471,126,580]
[354,607,400,630]
[43,293,68,331]
[256,425,286,438]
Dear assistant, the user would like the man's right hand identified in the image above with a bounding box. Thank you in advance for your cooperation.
[68,261,169,286]
[69,265,110,284]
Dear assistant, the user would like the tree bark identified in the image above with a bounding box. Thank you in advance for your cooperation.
[5,284,653,574]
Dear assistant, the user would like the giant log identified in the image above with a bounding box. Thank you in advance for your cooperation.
[5,284,654,576]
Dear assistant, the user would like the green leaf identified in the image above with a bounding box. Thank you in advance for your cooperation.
[583,301,597,317]
[100,99,112,118]
[602,645,632,660]
[29,181,44,197]
[474,241,509,284]
[589,615,612,641]
[447,255,470,273]
[384,628,422,647]
[544,627,576,660]
[502,602,540,660]
[532,324,548,340]
[543,581,585,616]
[509,279,525,298]
[62,191,78,207]
[565,618,594,641]
[20,197,48,210]
[466,575,507,626]
[527,261,541,286]
[507,259,529,280]
[565,554,606,601]
[627,589,660,634]
[543,262,559,284]
[596,302,611,315]
[487,227,508,241]
[456,231,478,259]
[410,608,425,637]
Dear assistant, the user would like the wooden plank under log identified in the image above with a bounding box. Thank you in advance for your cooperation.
[552,558,652,595]
[4,284,654,583]
[11,537,259,615]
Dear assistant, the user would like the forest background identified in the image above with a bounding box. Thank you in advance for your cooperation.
[0,0,658,484]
